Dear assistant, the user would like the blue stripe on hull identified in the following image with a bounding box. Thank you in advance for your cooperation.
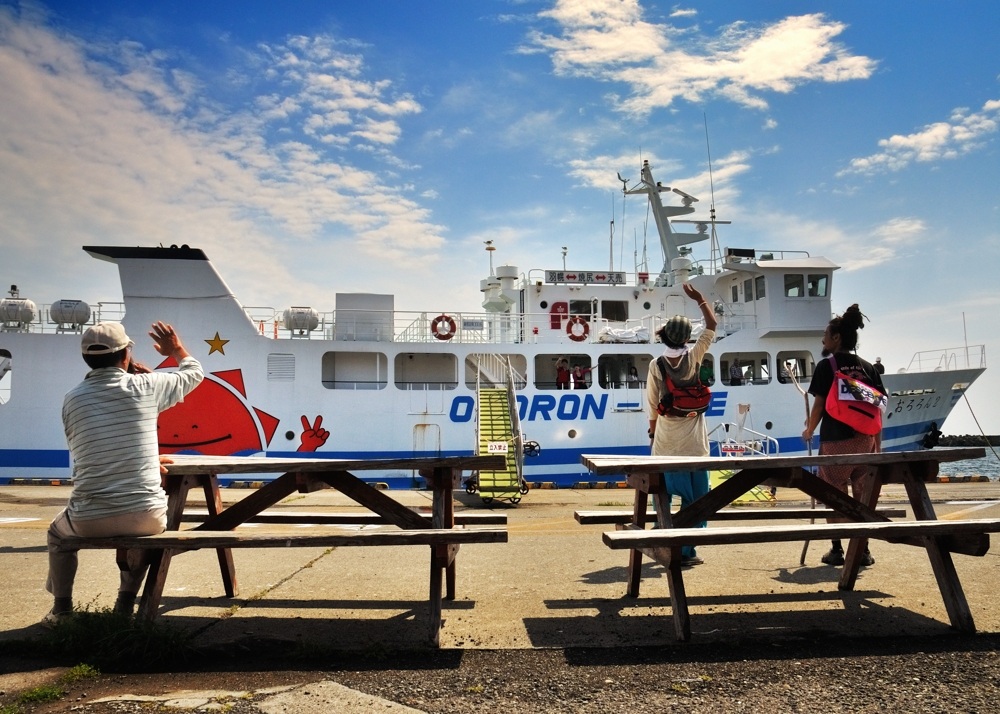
[0,450,69,468]
[0,417,945,488]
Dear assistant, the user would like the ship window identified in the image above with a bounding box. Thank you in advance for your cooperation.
[731,285,738,302]
[743,278,753,303]
[777,351,815,384]
[601,300,628,322]
[536,353,592,390]
[394,353,458,390]
[596,353,654,389]
[0,348,11,405]
[784,274,804,297]
[721,351,771,385]
[465,353,527,389]
[322,351,388,390]
[755,275,766,300]
[569,300,593,317]
[807,274,828,297]
[698,355,715,386]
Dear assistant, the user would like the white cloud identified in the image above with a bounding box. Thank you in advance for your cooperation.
[0,7,445,309]
[839,99,1000,176]
[524,1,876,114]
[670,7,697,19]
[837,217,926,270]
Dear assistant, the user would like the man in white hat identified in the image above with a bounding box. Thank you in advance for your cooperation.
[44,321,203,624]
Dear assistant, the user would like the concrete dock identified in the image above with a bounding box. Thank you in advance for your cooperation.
[1,480,999,650]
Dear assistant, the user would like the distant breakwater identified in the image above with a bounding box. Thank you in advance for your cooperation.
[940,435,1000,447]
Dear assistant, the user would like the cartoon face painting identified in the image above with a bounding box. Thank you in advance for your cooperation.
[156,356,328,456]
[156,368,278,455]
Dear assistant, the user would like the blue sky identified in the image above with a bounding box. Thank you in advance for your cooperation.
[2,0,998,436]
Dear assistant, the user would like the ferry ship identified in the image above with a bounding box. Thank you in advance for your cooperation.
[0,161,986,497]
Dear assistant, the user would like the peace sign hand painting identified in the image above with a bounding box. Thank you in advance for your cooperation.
[297,414,330,452]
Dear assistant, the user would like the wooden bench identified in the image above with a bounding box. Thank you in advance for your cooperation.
[57,527,507,644]
[181,510,508,526]
[602,518,1000,641]
[575,507,906,525]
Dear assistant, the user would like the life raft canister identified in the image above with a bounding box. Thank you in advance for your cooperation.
[431,314,457,340]
[566,316,589,342]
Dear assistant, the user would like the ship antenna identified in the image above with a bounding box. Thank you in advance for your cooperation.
[484,240,496,276]
[617,172,629,274]
[704,113,721,271]
[609,217,614,272]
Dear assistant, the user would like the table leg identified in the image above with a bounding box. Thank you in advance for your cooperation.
[902,465,976,633]
[136,548,173,620]
[840,470,882,590]
[133,473,199,619]
[201,474,238,598]
[626,487,650,597]
[427,467,458,600]
[665,557,692,641]
[428,550,443,647]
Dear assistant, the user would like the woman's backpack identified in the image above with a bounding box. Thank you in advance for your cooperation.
[655,356,711,418]
[824,354,887,435]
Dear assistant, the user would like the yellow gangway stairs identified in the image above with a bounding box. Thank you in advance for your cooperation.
[475,386,524,503]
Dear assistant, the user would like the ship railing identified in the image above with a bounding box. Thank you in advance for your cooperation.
[713,301,756,335]
[472,352,528,388]
[4,301,126,335]
[903,344,986,373]
[233,305,763,345]
[708,423,780,457]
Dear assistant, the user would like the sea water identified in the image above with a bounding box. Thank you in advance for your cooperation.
[939,454,1000,481]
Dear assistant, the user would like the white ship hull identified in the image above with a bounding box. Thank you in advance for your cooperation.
[0,163,985,488]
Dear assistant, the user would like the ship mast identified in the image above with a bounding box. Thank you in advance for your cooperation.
[623,160,704,286]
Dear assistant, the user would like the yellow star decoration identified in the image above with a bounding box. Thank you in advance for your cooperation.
[205,332,230,355]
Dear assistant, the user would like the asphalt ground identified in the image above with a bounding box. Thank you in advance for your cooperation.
[1,480,999,711]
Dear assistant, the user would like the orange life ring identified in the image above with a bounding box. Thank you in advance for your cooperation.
[431,314,457,340]
[566,316,589,342]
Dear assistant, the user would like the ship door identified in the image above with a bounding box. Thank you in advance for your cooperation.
[549,302,568,329]
[413,423,442,457]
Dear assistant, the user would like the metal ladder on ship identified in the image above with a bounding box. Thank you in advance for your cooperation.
[465,356,532,504]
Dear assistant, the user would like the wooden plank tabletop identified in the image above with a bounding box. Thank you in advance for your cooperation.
[162,453,507,476]
[580,447,986,476]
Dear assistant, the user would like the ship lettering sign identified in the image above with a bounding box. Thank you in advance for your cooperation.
[545,270,626,285]
[487,441,509,453]
[448,394,608,423]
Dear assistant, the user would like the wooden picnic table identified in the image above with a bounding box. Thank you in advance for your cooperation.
[581,447,993,640]
[125,453,505,642]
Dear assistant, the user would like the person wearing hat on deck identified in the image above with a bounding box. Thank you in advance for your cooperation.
[43,321,203,625]
[646,283,718,567]
[874,357,885,374]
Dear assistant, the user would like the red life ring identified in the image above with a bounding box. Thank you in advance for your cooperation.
[431,314,457,340]
[566,316,589,342]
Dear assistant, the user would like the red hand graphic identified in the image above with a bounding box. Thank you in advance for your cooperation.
[297,414,330,452]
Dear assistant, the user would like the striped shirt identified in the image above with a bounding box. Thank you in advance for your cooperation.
[62,357,204,520]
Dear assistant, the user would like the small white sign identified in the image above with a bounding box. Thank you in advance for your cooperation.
[487,441,509,453]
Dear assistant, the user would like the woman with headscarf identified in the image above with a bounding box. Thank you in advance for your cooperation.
[646,283,718,566]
